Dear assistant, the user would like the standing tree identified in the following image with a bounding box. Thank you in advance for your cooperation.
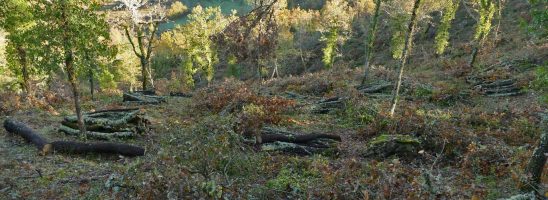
[0,0,37,99]
[389,0,422,117]
[120,0,166,91]
[319,0,353,68]
[34,0,113,135]
[468,0,496,68]
[169,6,235,88]
[362,0,382,84]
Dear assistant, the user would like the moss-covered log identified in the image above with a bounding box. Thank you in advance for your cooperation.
[256,127,341,155]
[123,92,166,104]
[4,119,144,156]
[59,125,135,140]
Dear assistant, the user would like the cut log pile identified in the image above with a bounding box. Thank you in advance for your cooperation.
[3,119,145,156]
[465,59,534,97]
[311,97,347,114]
[123,90,166,104]
[472,79,522,97]
[59,108,150,140]
[258,127,341,155]
[357,80,394,98]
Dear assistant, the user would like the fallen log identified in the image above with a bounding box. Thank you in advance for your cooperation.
[3,119,144,156]
[50,141,144,156]
[59,125,135,140]
[311,97,346,114]
[123,92,166,104]
[256,127,341,155]
[3,119,48,150]
[357,83,393,93]
[169,92,193,98]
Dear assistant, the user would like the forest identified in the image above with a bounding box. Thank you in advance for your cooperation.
[0,0,547,199]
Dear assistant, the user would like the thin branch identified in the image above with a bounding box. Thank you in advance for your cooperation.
[124,26,142,58]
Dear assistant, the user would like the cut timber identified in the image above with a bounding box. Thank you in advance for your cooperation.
[61,108,149,139]
[311,97,346,114]
[258,127,341,155]
[123,92,166,104]
[4,119,144,156]
[169,92,193,98]
[50,141,144,156]
[3,119,48,150]
[357,83,393,93]
[472,78,523,97]
[59,125,134,140]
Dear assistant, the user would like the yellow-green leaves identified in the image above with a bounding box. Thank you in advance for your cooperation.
[474,0,496,41]
[435,0,459,55]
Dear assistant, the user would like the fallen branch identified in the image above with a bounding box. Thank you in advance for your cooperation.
[4,119,144,156]
[170,92,193,98]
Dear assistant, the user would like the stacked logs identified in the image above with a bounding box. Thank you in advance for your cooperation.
[258,127,341,155]
[59,108,149,140]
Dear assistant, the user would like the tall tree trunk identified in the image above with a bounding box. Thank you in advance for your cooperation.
[140,56,149,91]
[61,0,86,135]
[520,113,548,193]
[362,0,382,85]
[16,45,32,98]
[89,69,95,101]
[389,0,421,118]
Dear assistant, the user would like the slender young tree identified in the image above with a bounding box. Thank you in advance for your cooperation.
[120,0,166,91]
[389,0,422,117]
[362,0,382,84]
[35,0,113,135]
[0,0,36,99]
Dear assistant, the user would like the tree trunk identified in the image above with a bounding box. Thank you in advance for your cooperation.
[89,69,95,101]
[362,0,382,84]
[140,56,149,90]
[61,1,86,135]
[520,113,548,193]
[389,0,421,118]
[66,50,86,135]
[468,46,479,68]
[16,45,32,98]
[469,32,483,68]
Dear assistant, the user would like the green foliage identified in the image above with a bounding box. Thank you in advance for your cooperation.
[321,29,338,68]
[434,0,458,55]
[390,13,408,59]
[169,5,235,87]
[532,63,548,104]
[524,0,548,39]
[167,1,188,18]
[474,0,496,41]
[266,161,321,194]
[319,0,353,68]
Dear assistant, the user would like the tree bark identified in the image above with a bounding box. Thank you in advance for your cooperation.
[520,113,548,193]
[389,0,421,117]
[16,45,32,98]
[362,0,382,84]
[89,69,95,101]
[61,0,86,135]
